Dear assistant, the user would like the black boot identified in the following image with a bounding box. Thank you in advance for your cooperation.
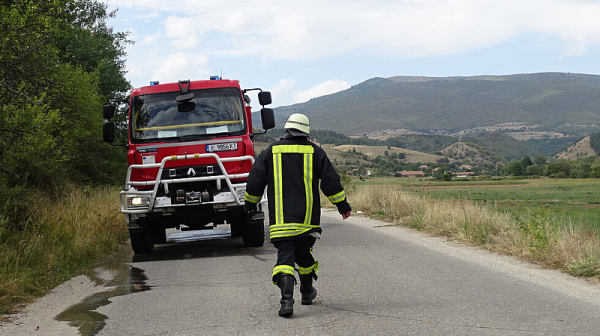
[299,274,317,305]
[277,275,295,317]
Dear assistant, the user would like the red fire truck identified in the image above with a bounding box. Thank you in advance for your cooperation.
[103,77,274,253]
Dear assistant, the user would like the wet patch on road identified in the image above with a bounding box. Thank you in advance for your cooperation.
[54,228,272,335]
[55,247,150,336]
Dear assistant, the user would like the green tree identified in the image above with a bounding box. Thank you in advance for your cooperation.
[437,157,450,164]
[533,155,547,165]
[504,161,525,176]
[590,132,600,155]
[520,156,533,168]
[0,0,130,223]
[525,165,544,176]
[55,0,131,99]
[544,160,571,178]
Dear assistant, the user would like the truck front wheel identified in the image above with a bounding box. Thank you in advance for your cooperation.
[151,223,167,244]
[129,218,154,254]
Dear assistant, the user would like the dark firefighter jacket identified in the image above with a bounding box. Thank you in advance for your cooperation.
[244,134,351,242]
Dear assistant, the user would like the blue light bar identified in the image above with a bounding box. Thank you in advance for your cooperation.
[210,76,220,80]
[150,81,159,86]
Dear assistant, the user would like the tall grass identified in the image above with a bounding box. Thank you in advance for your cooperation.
[347,185,600,280]
[0,185,128,313]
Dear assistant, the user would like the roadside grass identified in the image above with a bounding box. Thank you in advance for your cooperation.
[344,183,600,281]
[404,178,600,231]
[0,185,127,314]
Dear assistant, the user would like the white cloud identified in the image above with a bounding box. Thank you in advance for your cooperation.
[107,0,600,60]
[106,0,600,99]
[139,32,161,45]
[269,78,296,101]
[151,52,210,84]
[293,79,350,104]
[164,16,202,50]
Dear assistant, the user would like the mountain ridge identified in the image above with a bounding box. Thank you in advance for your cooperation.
[273,72,600,137]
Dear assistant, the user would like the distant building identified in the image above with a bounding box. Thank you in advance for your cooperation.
[451,171,475,178]
[396,170,427,177]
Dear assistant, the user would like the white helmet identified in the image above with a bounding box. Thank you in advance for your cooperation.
[284,113,310,135]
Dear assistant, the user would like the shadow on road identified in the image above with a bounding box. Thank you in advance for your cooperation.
[131,228,274,263]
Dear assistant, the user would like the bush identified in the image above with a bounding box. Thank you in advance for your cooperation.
[0,185,127,313]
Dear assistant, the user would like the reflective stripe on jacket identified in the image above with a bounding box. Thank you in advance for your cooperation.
[244,136,346,242]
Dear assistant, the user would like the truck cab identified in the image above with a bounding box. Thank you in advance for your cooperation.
[103,78,275,253]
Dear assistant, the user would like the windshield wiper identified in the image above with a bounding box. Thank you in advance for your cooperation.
[138,133,234,144]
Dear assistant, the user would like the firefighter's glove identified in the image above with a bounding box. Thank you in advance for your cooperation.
[336,200,352,214]
[244,201,257,213]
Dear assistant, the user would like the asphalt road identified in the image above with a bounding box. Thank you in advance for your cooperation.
[5,209,600,335]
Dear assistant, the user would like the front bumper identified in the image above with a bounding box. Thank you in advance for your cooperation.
[120,153,253,214]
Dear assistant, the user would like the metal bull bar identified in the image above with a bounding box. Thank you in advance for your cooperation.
[120,153,255,214]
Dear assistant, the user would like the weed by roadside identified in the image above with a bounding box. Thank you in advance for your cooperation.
[0,185,127,314]
[347,184,600,280]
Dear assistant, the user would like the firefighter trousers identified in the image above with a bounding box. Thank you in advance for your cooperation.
[271,235,319,284]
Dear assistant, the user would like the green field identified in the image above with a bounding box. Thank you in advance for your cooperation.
[353,177,600,230]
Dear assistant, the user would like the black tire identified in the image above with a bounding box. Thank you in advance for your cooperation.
[129,228,154,254]
[228,213,244,238]
[151,224,167,244]
[243,218,265,247]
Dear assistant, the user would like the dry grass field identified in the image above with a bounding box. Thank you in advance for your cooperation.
[323,144,444,163]
[507,131,570,141]
[254,140,445,164]
[0,186,128,313]
[345,181,600,280]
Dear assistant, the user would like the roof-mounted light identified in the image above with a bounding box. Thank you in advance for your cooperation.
[150,81,159,86]
[210,76,220,80]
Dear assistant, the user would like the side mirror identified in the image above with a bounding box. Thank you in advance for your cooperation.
[260,108,275,130]
[103,120,115,143]
[103,105,115,119]
[258,91,272,106]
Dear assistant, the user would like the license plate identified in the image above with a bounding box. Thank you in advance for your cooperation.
[206,142,238,152]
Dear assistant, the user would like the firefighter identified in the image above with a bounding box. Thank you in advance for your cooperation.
[244,113,352,317]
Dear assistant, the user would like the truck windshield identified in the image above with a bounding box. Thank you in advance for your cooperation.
[131,87,246,142]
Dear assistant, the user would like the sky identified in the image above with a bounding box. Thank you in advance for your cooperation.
[103,0,600,108]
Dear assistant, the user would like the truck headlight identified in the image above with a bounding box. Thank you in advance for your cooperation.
[127,196,151,208]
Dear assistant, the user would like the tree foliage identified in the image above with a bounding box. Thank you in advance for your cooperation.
[590,132,600,156]
[0,0,130,224]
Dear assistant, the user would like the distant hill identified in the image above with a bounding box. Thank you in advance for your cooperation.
[442,142,498,164]
[555,136,597,160]
[274,73,600,137]
[323,144,445,164]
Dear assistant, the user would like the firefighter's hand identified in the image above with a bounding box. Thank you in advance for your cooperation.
[244,201,257,212]
[336,200,351,219]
